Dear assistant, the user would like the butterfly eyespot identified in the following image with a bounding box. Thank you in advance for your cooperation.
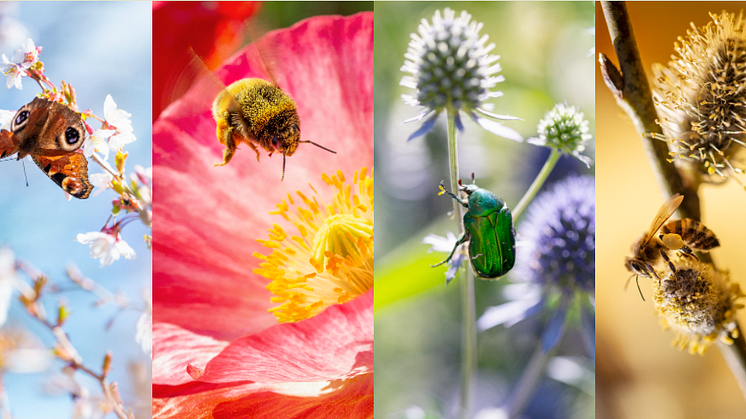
[15,110,29,126]
[65,127,80,145]
[61,177,85,196]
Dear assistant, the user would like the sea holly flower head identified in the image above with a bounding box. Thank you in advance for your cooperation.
[652,11,746,188]
[516,175,595,293]
[479,176,595,353]
[401,8,522,142]
[528,103,593,167]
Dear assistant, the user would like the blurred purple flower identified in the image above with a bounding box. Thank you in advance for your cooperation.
[479,175,595,355]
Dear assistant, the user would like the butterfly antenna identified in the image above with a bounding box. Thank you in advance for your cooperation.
[299,140,336,154]
[281,151,286,182]
[22,158,28,187]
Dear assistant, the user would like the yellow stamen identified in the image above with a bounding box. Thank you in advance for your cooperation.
[254,168,374,323]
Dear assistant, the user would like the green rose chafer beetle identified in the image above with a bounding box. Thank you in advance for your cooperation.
[433,178,516,279]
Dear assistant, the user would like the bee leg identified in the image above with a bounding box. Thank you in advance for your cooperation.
[214,121,236,167]
[659,249,677,274]
[245,139,262,162]
[431,233,468,267]
[678,244,698,261]
[643,261,661,281]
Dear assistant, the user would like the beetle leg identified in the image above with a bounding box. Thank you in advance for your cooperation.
[438,181,468,207]
[431,233,468,267]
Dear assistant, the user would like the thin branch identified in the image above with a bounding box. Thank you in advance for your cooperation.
[599,1,700,220]
[602,0,746,401]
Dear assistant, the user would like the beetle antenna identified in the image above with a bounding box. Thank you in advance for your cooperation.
[299,140,337,154]
[281,151,286,181]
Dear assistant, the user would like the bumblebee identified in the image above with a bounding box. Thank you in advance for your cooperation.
[212,78,335,180]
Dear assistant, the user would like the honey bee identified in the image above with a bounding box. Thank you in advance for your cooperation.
[624,193,720,289]
[658,218,720,257]
[211,66,335,181]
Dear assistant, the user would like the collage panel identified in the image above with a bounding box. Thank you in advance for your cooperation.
[597,2,746,418]
[375,2,594,418]
[0,1,152,418]
[151,2,374,418]
[5,1,746,417]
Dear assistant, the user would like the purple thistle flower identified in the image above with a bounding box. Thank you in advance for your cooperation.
[515,175,595,293]
[479,175,595,355]
[400,8,522,142]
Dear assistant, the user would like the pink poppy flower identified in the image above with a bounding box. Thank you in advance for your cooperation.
[152,12,374,418]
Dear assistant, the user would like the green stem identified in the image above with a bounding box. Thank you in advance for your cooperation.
[447,108,476,419]
[504,344,555,418]
[512,150,561,221]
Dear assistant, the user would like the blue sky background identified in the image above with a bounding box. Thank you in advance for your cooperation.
[0,2,151,417]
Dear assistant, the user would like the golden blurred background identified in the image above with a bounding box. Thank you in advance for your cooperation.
[596,2,746,418]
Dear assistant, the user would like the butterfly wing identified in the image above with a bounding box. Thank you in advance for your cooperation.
[0,129,21,159]
[32,150,93,199]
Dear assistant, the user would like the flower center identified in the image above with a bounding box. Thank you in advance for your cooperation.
[254,168,374,323]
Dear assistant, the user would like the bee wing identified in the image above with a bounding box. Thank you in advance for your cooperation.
[240,21,283,87]
[163,49,246,128]
[643,193,683,244]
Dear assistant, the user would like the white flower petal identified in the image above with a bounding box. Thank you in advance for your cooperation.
[136,311,152,358]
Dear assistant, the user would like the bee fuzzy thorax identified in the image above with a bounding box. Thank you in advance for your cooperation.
[212,77,336,180]
[212,78,300,157]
